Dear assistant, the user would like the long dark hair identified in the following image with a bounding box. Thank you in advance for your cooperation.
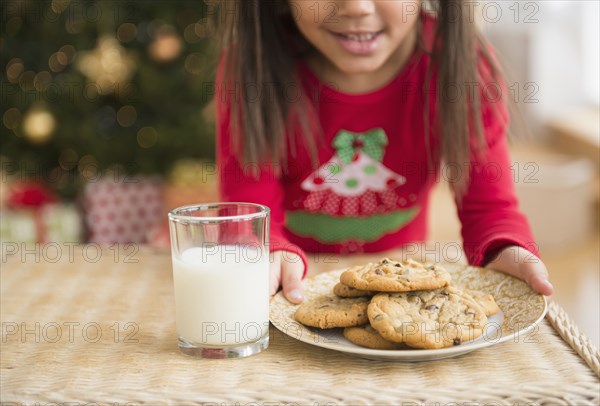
[217,0,503,196]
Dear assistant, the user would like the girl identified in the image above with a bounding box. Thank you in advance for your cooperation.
[216,0,554,304]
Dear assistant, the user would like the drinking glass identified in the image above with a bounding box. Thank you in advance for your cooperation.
[168,203,270,359]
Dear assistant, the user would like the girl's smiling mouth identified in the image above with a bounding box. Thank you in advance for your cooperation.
[330,30,384,55]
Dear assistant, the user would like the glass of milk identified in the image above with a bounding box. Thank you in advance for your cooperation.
[168,203,270,359]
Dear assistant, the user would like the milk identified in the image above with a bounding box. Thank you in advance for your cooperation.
[172,245,269,346]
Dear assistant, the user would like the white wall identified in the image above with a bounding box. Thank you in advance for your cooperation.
[482,1,599,134]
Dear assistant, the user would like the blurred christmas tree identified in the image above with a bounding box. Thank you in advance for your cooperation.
[1,0,218,199]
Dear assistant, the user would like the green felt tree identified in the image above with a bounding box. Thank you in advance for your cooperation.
[1,0,218,199]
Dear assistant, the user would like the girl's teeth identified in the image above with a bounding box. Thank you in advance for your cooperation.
[343,33,377,41]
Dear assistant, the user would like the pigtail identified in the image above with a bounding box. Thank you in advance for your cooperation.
[425,0,504,199]
[217,0,319,174]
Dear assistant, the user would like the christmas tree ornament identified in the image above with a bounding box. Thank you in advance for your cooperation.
[6,58,24,83]
[76,36,136,95]
[184,23,201,44]
[18,70,35,91]
[48,51,68,73]
[194,18,215,38]
[116,105,137,127]
[184,52,205,75]
[22,106,56,143]
[3,107,21,130]
[149,30,182,63]
[33,71,53,91]
[77,154,99,180]
[51,0,71,14]
[117,23,138,43]
[59,44,77,63]
[5,3,215,203]
[137,126,158,148]
[287,128,419,247]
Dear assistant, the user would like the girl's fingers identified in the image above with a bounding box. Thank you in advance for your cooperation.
[519,260,554,296]
[280,253,305,304]
[528,274,554,296]
[486,245,554,296]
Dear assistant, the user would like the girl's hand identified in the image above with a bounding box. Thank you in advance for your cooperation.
[485,245,554,296]
[269,251,305,304]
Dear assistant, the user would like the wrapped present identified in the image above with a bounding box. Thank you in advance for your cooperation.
[6,181,57,209]
[165,159,218,210]
[0,210,38,244]
[0,180,82,244]
[147,160,218,249]
[41,203,83,243]
[83,175,164,243]
[0,204,82,244]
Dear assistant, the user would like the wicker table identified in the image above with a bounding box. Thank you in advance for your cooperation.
[1,245,599,404]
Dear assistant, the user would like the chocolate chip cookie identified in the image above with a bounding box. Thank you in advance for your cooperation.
[333,282,373,298]
[340,258,451,293]
[368,286,488,349]
[464,289,500,316]
[343,325,407,350]
[294,295,370,329]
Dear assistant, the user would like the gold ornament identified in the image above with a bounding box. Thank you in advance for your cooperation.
[76,36,136,95]
[149,32,182,63]
[22,107,56,143]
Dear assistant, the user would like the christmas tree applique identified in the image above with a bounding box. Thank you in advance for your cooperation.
[286,128,419,244]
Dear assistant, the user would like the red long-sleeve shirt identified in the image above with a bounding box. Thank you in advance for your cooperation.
[216,18,539,276]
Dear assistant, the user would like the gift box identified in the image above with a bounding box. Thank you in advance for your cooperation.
[0,180,83,244]
[163,159,218,211]
[0,204,83,244]
[146,160,218,249]
[82,176,164,243]
[0,210,38,244]
[42,203,83,243]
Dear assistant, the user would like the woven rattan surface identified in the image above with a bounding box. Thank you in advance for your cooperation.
[1,246,599,405]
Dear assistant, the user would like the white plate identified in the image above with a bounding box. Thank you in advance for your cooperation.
[270,264,547,361]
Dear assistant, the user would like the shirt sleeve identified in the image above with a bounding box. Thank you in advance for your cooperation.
[456,71,540,266]
[215,58,308,278]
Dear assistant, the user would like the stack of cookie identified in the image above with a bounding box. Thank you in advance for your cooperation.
[294,258,499,350]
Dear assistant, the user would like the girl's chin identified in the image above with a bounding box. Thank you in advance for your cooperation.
[331,59,387,75]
